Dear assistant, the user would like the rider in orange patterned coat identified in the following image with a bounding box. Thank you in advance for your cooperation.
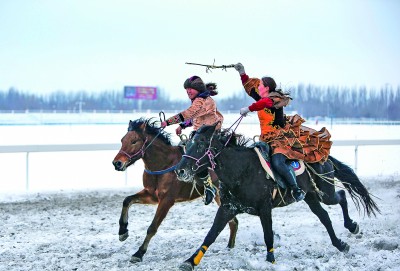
[234,63,332,202]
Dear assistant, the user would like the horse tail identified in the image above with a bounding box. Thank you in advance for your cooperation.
[328,155,380,217]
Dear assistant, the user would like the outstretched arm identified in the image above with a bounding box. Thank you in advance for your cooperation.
[234,62,261,101]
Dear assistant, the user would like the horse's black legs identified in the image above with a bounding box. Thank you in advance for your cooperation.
[213,196,239,249]
[259,206,275,263]
[118,189,158,241]
[337,190,359,233]
[309,162,360,235]
[304,193,350,252]
[179,206,237,271]
[130,196,175,263]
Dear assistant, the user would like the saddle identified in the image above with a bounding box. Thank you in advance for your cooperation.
[251,141,305,189]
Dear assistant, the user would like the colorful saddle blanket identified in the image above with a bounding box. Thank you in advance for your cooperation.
[251,142,305,189]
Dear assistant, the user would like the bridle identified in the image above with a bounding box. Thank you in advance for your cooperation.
[118,112,179,175]
[118,137,149,163]
[182,116,244,172]
[118,115,165,164]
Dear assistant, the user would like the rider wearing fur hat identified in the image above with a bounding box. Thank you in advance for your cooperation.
[161,75,223,205]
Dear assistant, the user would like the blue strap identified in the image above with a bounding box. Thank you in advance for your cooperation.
[144,165,177,175]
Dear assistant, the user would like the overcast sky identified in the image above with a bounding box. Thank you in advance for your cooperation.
[1,0,399,100]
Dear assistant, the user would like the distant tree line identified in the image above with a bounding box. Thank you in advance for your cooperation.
[1,84,399,120]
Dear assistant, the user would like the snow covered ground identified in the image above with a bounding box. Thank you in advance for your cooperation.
[0,176,399,271]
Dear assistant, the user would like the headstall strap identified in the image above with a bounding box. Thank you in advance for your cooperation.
[119,137,148,161]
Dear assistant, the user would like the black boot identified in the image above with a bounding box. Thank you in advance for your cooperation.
[203,176,217,205]
[271,154,305,202]
[291,186,305,202]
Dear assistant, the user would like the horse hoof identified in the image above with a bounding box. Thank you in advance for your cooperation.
[130,255,142,263]
[179,262,194,271]
[119,232,129,242]
[351,223,359,234]
[338,241,350,253]
[266,251,276,264]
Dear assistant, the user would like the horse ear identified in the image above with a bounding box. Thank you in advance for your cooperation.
[140,119,149,130]
[128,120,133,131]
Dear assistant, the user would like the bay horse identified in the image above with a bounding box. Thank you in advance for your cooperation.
[174,123,380,271]
[112,118,238,263]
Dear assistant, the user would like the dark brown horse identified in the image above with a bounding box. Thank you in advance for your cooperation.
[112,118,238,263]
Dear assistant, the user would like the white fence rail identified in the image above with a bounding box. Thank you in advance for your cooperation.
[1,140,400,191]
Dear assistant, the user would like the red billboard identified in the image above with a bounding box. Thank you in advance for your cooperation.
[124,86,157,100]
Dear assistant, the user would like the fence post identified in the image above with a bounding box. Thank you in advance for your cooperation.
[26,152,30,191]
[354,145,358,173]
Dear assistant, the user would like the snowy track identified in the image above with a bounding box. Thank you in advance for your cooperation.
[1,177,399,271]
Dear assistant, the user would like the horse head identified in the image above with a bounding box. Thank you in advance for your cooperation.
[112,118,170,171]
[175,122,223,182]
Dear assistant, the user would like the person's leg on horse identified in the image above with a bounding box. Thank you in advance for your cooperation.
[197,169,217,205]
[271,153,305,201]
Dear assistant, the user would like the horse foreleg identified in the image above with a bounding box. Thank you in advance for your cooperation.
[130,196,175,263]
[259,207,275,263]
[304,193,350,253]
[179,206,237,271]
[213,196,238,248]
[118,189,158,242]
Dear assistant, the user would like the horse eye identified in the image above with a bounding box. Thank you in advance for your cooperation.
[131,140,137,145]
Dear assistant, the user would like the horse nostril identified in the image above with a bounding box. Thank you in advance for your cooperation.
[113,161,122,169]
[175,169,185,177]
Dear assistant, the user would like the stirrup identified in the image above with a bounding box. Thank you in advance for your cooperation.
[292,187,305,202]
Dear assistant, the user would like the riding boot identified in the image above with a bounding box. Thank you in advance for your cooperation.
[284,171,305,202]
[271,154,305,202]
[200,175,217,205]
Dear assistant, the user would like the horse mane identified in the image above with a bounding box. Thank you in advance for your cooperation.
[219,129,251,148]
[128,117,173,145]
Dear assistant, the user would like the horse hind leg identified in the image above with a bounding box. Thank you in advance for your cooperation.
[304,194,350,253]
[118,189,158,242]
[320,188,359,234]
[337,190,359,234]
[310,162,359,234]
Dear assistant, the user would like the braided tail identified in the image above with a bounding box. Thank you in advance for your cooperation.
[329,155,380,217]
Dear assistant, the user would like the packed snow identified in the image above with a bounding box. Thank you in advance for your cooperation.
[0,176,399,271]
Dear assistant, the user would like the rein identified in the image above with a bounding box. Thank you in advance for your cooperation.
[182,116,244,171]
[144,164,177,175]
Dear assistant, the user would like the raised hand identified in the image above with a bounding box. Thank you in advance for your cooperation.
[234,63,245,75]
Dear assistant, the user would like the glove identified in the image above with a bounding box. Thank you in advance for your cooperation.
[240,107,250,116]
[175,126,182,135]
[234,63,245,75]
